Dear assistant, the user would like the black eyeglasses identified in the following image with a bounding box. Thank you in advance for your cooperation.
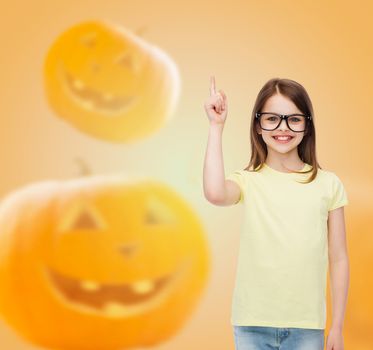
[255,112,312,132]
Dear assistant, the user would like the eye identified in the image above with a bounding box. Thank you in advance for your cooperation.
[145,195,177,226]
[80,32,97,48]
[114,51,143,73]
[114,52,134,69]
[71,209,100,230]
[57,202,106,233]
[145,211,160,225]
[266,115,279,121]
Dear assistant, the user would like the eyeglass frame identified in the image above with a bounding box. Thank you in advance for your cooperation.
[255,112,312,132]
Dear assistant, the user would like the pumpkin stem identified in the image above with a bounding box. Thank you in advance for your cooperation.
[74,157,92,176]
[135,25,147,37]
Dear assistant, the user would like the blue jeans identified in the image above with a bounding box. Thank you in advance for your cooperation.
[233,325,324,350]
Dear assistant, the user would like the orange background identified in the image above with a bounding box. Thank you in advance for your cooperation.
[0,0,372,349]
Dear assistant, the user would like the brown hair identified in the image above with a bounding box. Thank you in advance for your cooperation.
[244,77,321,184]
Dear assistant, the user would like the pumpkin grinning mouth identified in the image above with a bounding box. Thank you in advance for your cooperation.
[44,258,192,317]
[58,62,139,114]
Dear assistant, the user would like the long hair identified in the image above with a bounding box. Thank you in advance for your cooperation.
[244,78,321,184]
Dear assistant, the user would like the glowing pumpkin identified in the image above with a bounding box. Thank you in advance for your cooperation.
[0,174,209,349]
[43,20,181,143]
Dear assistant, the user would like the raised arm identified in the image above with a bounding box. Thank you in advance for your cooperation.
[203,76,241,206]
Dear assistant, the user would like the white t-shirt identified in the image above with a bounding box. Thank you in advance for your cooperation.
[226,162,349,329]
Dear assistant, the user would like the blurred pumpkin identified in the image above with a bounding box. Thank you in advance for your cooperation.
[0,174,209,349]
[43,20,181,143]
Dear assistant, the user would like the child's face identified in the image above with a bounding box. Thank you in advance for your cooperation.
[256,93,306,155]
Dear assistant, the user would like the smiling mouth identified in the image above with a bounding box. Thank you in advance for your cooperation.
[59,64,139,115]
[272,136,294,143]
[44,259,192,318]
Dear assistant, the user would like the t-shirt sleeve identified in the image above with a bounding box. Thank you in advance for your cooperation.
[328,173,349,211]
[225,170,246,204]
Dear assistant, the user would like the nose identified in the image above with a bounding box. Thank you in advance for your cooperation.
[278,118,289,131]
[90,61,101,72]
[118,243,139,257]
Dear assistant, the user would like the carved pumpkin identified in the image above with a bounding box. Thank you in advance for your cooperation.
[43,20,181,143]
[0,175,209,349]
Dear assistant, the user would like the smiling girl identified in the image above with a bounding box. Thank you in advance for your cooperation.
[203,77,349,350]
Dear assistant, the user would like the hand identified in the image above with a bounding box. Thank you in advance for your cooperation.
[204,75,228,125]
[326,327,344,350]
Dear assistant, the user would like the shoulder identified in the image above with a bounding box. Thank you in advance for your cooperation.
[316,167,348,210]
[316,167,344,184]
[311,167,348,196]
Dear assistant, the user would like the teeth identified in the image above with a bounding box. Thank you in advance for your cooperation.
[274,136,292,140]
[103,93,114,101]
[80,279,154,294]
[80,280,100,291]
[72,79,85,90]
[131,280,154,294]
[103,302,128,315]
[81,100,95,110]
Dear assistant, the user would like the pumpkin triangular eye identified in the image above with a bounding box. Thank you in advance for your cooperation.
[115,52,134,68]
[145,210,159,225]
[145,195,176,226]
[72,209,99,230]
[80,32,97,47]
[115,51,143,73]
[57,201,106,233]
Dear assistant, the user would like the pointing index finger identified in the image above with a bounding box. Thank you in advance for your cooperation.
[210,76,216,96]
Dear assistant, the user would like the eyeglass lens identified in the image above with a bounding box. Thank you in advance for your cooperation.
[259,114,306,132]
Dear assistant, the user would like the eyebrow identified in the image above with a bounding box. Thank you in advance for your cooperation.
[261,112,305,115]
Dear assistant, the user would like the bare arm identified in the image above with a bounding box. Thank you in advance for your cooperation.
[326,206,349,348]
[203,76,241,206]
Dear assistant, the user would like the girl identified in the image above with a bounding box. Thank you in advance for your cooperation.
[203,77,349,350]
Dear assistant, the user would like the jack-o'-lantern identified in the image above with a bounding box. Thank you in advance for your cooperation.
[43,20,181,143]
[0,174,209,349]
